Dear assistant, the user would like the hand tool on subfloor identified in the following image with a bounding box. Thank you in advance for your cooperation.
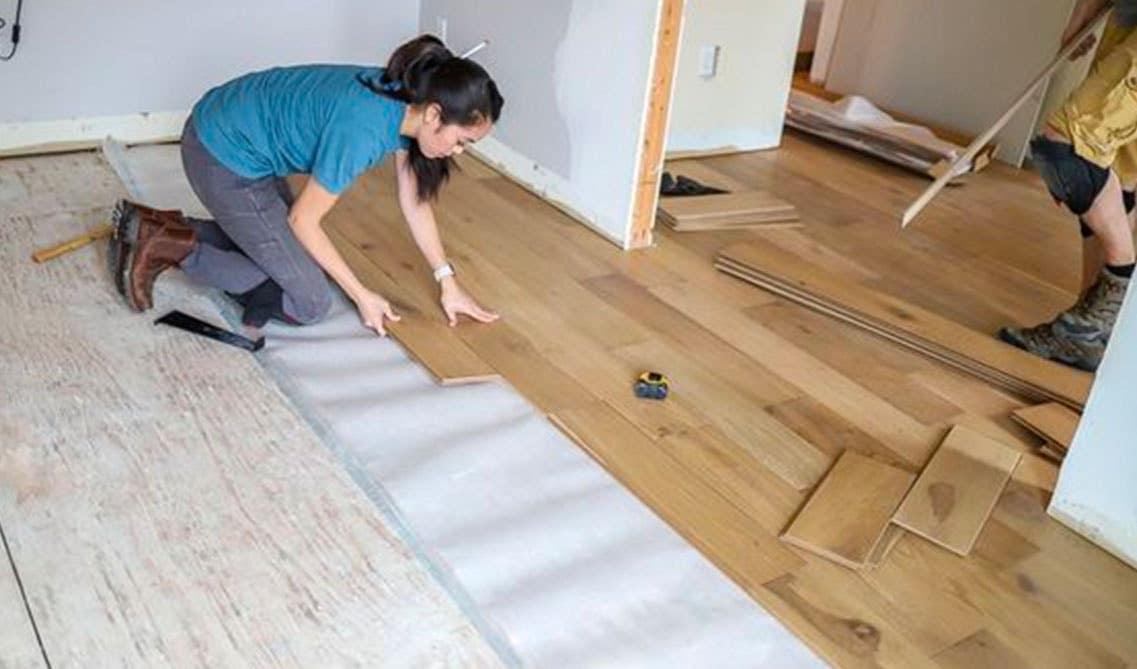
[634,371,670,400]
[155,310,265,352]
[32,224,113,263]
[901,4,1111,228]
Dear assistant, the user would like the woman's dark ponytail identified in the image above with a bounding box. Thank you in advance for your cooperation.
[362,34,505,202]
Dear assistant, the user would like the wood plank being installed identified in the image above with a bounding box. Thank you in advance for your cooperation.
[893,425,1021,556]
[715,241,1092,409]
[657,191,801,231]
[781,451,915,569]
[1011,402,1079,451]
[325,212,500,386]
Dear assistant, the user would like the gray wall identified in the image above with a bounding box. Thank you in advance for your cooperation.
[420,0,661,246]
[0,0,420,122]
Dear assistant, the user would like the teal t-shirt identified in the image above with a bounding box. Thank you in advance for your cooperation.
[191,65,408,194]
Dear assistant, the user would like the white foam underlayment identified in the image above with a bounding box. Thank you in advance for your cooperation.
[105,140,824,668]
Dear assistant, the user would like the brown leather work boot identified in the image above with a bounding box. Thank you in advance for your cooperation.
[108,200,197,311]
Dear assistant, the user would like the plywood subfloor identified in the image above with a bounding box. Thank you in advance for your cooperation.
[0,152,503,667]
[329,130,1137,668]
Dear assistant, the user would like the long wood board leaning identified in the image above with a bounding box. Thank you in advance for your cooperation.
[781,450,915,569]
[715,241,1092,410]
[892,425,1021,556]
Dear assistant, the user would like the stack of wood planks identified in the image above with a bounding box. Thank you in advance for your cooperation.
[1011,402,1080,462]
[715,241,1092,410]
[657,190,801,232]
[783,425,1021,568]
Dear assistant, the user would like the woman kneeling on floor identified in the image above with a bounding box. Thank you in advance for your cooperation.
[109,34,503,334]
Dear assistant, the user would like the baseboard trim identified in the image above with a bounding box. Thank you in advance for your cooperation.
[0,111,188,158]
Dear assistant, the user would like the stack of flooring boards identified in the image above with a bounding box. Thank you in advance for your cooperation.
[782,425,1021,568]
[657,190,801,232]
[1011,402,1080,462]
[716,241,1092,410]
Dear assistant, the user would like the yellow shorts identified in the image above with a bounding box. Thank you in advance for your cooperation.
[1049,17,1137,185]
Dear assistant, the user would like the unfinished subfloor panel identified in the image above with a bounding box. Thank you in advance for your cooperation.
[0,152,502,667]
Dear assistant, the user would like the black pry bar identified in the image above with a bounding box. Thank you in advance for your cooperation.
[155,310,265,352]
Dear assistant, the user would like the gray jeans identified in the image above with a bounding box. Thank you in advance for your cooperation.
[179,117,331,324]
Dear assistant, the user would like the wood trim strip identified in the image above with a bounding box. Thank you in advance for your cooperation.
[629,0,685,249]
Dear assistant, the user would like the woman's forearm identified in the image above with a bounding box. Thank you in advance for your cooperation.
[288,211,370,301]
[402,199,449,271]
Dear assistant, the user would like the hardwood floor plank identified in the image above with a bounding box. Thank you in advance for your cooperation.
[893,426,1021,556]
[327,228,499,385]
[717,243,1092,409]
[932,629,1032,669]
[1011,402,1079,450]
[782,452,916,568]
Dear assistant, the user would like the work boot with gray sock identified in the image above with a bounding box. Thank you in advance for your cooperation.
[108,200,198,311]
[998,268,1129,372]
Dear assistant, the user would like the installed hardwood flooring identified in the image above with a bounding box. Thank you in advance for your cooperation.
[328,130,1135,668]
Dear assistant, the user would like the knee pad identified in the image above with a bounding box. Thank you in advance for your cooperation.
[1031,136,1109,215]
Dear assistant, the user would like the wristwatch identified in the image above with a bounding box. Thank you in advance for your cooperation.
[433,261,456,283]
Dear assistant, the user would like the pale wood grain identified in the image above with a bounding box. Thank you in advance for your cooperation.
[657,190,800,231]
[933,629,1032,669]
[1012,402,1079,450]
[782,451,916,568]
[715,244,1092,409]
[893,425,1022,556]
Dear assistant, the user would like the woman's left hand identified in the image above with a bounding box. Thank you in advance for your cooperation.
[440,278,500,327]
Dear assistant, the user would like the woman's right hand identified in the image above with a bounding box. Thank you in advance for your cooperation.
[353,289,402,336]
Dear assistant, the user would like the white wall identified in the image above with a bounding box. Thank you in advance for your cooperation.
[1049,287,1137,570]
[824,0,1077,165]
[666,0,805,155]
[421,0,661,248]
[0,0,419,128]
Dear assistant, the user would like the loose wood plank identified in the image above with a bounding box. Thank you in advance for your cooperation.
[893,425,1022,556]
[781,451,916,569]
[1011,402,1079,450]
